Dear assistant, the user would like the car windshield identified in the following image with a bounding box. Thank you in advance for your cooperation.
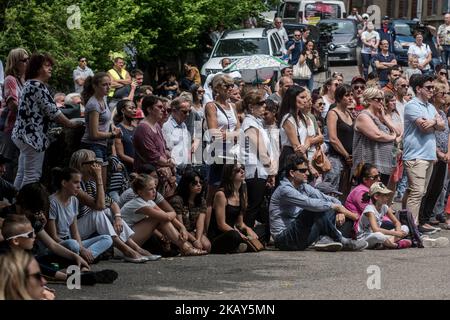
[394,23,415,36]
[212,38,269,57]
[320,21,354,34]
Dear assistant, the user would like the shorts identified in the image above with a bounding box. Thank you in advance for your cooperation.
[81,142,108,162]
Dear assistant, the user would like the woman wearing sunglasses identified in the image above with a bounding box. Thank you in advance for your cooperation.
[169,170,211,252]
[353,88,398,186]
[435,64,450,93]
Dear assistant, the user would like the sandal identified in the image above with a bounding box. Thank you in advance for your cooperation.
[181,246,207,256]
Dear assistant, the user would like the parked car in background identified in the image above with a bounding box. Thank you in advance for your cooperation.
[278,0,346,25]
[201,28,284,77]
[283,22,330,71]
[391,19,417,66]
[317,19,358,64]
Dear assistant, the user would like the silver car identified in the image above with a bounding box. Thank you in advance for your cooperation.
[317,19,358,63]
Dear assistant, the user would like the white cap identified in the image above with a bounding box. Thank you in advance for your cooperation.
[362,13,369,19]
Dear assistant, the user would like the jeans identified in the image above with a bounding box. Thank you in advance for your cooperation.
[442,45,450,67]
[299,77,314,92]
[433,166,449,217]
[80,142,108,162]
[419,160,447,224]
[109,191,121,204]
[13,138,45,190]
[396,169,408,197]
[361,53,372,80]
[60,235,113,258]
[274,209,342,251]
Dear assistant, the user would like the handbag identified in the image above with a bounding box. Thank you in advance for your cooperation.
[312,145,331,173]
[245,236,265,252]
[293,60,312,80]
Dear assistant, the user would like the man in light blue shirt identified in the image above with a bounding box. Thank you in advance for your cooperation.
[269,154,368,251]
[403,74,445,226]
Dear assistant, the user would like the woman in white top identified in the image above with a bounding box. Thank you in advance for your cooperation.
[204,74,240,229]
[319,78,339,118]
[408,32,432,75]
[360,22,380,80]
[240,89,276,236]
[278,86,315,177]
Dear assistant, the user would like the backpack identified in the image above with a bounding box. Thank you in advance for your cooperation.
[396,209,424,248]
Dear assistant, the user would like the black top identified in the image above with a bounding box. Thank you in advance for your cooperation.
[329,109,354,157]
[208,196,242,240]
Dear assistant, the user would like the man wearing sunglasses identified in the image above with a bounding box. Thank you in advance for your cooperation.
[351,76,366,113]
[269,155,368,252]
[73,56,94,93]
[403,75,445,229]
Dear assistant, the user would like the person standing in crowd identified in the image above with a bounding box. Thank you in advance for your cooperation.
[360,22,380,81]
[352,88,398,185]
[73,56,94,94]
[437,13,450,68]
[435,64,450,92]
[377,16,396,54]
[320,78,339,118]
[394,76,409,122]
[190,84,205,119]
[81,72,122,186]
[286,30,304,66]
[0,48,29,182]
[347,7,363,22]
[298,40,320,92]
[374,40,398,88]
[107,56,132,101]
[403,75,445,229]
[408,32,432,76]
[240,89,276,241]
[351,76,367,114]
[113,99,137,173]
[418,82,449,231]
[269,154,368,252]
[208,164,259,254]
[381,66,402,95]
[324,85,355,200]
[267,76,293,106]
[332,72,344,86]
[12,53,83,190]
[274,17,289,45]
[311,93,325,130]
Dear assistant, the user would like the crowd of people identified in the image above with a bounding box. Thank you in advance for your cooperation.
[3,14,450,299]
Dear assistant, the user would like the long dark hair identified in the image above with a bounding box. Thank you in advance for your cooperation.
[219,164,247,213]
[51,167,81,191]
[354,162,377,185]
[16,183,50,215]
[277,85,307,128]
[81,72,109,104]
[176,170,204,207]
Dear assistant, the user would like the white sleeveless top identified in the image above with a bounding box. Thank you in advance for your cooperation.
[280,114,307,148]
[214,103,237,131]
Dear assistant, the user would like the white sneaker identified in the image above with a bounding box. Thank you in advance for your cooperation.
[423,237,449,248]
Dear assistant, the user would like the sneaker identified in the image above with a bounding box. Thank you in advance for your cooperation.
[396,239,412,249]
[422,237,449,248]
[236,243,248,253]
[313,236,343,252]
[340,238,368,251]
[418,225,438,235]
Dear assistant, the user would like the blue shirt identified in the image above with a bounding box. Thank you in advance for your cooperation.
[269,178,340,237]
[373,52,396,81]
[286,39,303,65]
[402,97,438,161]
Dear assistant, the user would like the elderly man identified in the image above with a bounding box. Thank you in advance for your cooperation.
[73,56,94,93]
[270,154,368,252]
[274,17,289,45]
[108,56,132,99]
[267,76,294,106]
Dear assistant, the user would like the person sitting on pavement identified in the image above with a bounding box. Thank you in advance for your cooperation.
[269,154,368,252]
[207,164,259,254]
[355,182,412,249]
[120,174,206,256]
[0,155,17,205]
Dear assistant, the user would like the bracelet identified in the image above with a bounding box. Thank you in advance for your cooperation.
[114,215,122,219]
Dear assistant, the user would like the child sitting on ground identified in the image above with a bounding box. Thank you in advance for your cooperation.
[356,182,411,249]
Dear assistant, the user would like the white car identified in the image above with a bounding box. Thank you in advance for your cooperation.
[201,28,285,77]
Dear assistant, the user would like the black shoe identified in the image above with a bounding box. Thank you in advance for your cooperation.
[436,215,447,223]
[418,225,437,235]
[429,218,441,226]
[80,269,118,285]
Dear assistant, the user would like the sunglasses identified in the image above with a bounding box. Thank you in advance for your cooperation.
[197,90,205,94]
[27,272,45,282]
[372,97,384,103]
[20,57,29,63]
[294,34,302,37]
[424,85,435,91]
[317,102,325,106]
[80,59,87,63]
[399,84,408,88]
[6,230,35,241]
[255,100,266,106]
[367,174,381,180]
[234,165,245,172]
[440,72,448,75]
[294,168,309,173]
[353,85,366,90]
[179,109,190,115]
[222,84,234,89]
[191,180,202,186]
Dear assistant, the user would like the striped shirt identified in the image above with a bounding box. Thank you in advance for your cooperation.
[78,180,115,219]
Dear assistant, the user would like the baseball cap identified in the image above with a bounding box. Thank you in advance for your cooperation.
[382,16,390,20]
[315,182,342,196]
[0,155,12,164]
[133,108,145,119]
[369,182,393,196]
[351,76,366,85]
[362,13,369,19]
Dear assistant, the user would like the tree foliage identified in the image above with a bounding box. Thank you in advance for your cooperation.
[0,0,265,91]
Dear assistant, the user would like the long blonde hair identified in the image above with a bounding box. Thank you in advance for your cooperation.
[0,250,35,300]
[5,48,29,78]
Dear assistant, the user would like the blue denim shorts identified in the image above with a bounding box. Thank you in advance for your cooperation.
[81,143,108,161]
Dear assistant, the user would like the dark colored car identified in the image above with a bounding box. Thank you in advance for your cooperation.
[283,22,330,71]
[391,19,417,66]
[317,19,358,64]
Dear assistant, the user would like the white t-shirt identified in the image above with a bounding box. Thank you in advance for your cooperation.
[357,204,389,239]
[361,31,380,54]
[408,43,432,70]
[120,197,157,226]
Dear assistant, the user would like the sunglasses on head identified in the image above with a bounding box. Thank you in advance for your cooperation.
[6,230,35,241]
